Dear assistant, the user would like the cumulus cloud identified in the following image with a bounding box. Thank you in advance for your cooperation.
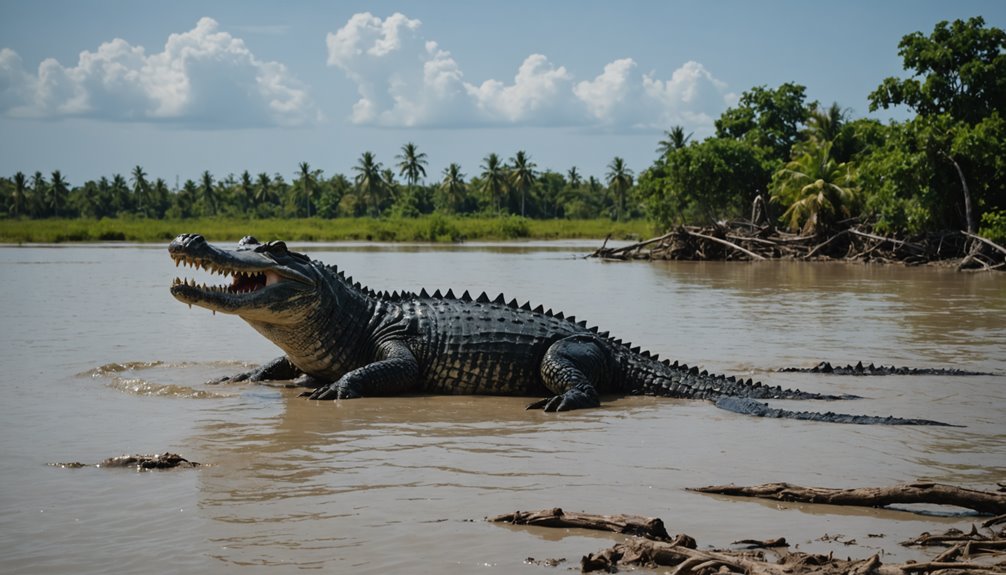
[326,12,735,131]
[0,17,317,127]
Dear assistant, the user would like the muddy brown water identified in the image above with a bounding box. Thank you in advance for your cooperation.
[1,242,1003,573]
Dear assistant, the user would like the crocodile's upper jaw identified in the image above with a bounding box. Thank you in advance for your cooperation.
[168,234,317,322]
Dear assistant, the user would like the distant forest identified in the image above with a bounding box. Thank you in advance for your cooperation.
[2,17,1004,243]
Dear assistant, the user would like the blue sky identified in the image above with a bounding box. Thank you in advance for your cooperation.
[1,1,1003,186]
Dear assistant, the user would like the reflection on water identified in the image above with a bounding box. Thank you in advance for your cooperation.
[0,244,1003,574]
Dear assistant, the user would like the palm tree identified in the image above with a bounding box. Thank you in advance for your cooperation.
[49,170,69,217]
[151,178,169,217]
[770,140,859,234]
[509,150,537,217]
[605,157,634,221]
[200,170,217,216]
[395,142,428,188]
[10,171,26,217]
[30,171,46,217]
[130,165,149,216]
[439,163,467,213]
[254,172,274,205]
[566,166,582,189]
[296,162,321,218]
[353,151,385,216]
[805,103,847,145]
[239,170,255,213]
[479,153,507,214]
[110,174,129,215]
[656,125,693,157]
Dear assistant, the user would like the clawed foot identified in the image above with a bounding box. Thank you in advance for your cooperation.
[207,371,254,385]
[300,381,362,401]
[526,385,600,412]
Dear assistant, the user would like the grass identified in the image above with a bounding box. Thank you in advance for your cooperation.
[0,215,656,244]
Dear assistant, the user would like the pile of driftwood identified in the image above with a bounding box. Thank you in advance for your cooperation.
[589,223,1006,271]
[490,482,1006,573]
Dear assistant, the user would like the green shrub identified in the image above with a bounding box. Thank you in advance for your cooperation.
[979,209,1006,244]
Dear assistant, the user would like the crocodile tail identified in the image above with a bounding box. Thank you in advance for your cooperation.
[623,353,855,401]
[621,353,958,426]
[714,397,961,427]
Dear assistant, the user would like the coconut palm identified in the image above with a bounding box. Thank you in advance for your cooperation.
[30,171,46,216]
[509,150,537,217]
[49,170,69,217]
[10,171,26,217]
[130,165,149,216]
[200,170,217,216]
[566,166,582,189]
[770,140,859,234]
[238,170,254,213]
[353,151,385,216]
[296,162,321,217]
[605,157,633,221]
[479,153,507,214]
[656,125,693,157]
[439,163,467,213]
[254,172,275,205]
[805,102,847,145]
[395,142,428,188]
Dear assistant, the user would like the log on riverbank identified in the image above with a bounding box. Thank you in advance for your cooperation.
[689,482,1006,515]
[588,223,1006,270]
[491,504,1006,574]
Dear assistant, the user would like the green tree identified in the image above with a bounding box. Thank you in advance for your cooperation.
[637,138,770,228]
[200,170,218,216]
[479,153,507,214]
[30,171,47,217]
[109,174,129,215]
[395,142,428,188]
[656,126,693,157]
[48,170,69,217]
[353,151,385,216]
[150,178,170,218]
[770,141,859,234]
[438,163,467,213]
[130,165,149,216]
[10,171,26,217]
[295,162,322,218]
[237,170,254,214]
[716,82,811,163]
[606,157,634,221]
[509,150,537,217]
[868,16,1006,233]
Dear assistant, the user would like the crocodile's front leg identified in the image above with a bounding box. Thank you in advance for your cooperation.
[527,335,607,412]
[209,355,302,384]
[303,340,420,400]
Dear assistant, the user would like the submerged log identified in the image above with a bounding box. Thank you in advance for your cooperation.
[689,482,1006,515]
[489,507,672,541]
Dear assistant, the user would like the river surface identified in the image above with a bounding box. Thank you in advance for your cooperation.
[1,241,1004,574]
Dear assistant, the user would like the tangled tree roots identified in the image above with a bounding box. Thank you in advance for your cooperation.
[588,223,1006,271]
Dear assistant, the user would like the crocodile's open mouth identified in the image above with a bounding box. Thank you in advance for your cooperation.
[170,253,284,295]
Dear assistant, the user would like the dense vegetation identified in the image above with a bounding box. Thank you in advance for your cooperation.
[1,17,1003,244]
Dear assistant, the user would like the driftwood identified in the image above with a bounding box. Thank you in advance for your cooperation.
[589,223,1006,271]
[489,507,673,541]
[492,506,1006,573]
[689,482,1006,515]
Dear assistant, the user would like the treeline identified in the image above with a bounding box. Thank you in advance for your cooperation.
[0,148,631,222]
[1,17,1004,243]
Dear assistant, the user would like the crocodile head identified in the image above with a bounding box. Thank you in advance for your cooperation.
[168,234,320,324]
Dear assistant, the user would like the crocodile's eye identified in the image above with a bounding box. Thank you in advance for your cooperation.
[255,241,288,254]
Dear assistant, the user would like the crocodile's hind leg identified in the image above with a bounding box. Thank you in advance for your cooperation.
[527,335,608,412]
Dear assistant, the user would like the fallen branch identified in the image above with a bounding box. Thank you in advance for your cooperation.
[963,231,1006,256]
[683,229,767,260]
[689,482,1006,515]
[488,508,672,541]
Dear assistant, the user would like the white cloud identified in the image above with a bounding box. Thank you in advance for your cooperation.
[326,12,735,132]
[0,17,318,127]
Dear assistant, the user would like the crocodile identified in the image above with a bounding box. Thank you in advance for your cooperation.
[167,234,954,426]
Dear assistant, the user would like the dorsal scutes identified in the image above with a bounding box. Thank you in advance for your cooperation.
[493,293,506,304]
[419,288,430,299]
[461,290,472,302]
[520,301,531,311]
[433,289,443,299]
[477,291,490,303]
[507,298,519,309]
[445,289,456,300]
[533,304,544,313]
